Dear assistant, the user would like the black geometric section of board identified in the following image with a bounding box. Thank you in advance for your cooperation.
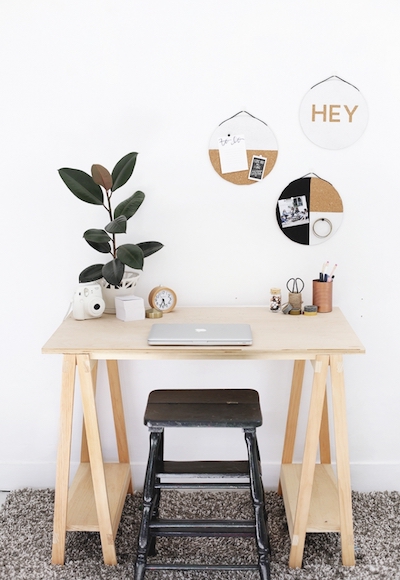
[276,176,343,245]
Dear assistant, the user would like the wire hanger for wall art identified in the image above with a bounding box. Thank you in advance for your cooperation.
[208,111,278,185]
[276,174,344,245]
[299,75,368,149]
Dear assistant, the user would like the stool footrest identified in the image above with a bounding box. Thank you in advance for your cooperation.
[146,563,260,571]
[157,460,250,478]
[149,518,255,536]
[156,482,250,490]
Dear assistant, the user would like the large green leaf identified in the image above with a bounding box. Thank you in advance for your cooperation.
[105,216,127,234]
[137,241,164,257]
[102,258,125,286]
[91,164,112,190]
[59,168,103,205]
[117,243,144,270]
[79,264,104,282]
[111,152,138,192]
[86,240,111,253]
[114,191,145,220]
[83,229,111,243]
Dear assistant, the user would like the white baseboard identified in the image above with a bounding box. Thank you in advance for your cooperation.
[1,462,399,493]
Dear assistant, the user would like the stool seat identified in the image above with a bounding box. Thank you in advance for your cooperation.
[134,389,271,580]
[144,388,262,428]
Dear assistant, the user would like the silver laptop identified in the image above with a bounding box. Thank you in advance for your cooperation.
[148,323,253,346]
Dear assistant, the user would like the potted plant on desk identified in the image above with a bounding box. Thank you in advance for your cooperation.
[59,152,163,313]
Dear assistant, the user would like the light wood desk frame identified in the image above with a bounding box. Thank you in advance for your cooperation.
[42,307,364,568]
[53,356,133,565]
[278,355,354,568]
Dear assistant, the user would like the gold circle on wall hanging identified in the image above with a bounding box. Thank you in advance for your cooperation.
[299,76,368,149]
[208,111,278,185]
[276,174,344,245]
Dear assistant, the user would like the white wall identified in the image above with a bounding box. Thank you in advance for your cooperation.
[1,0,399,492]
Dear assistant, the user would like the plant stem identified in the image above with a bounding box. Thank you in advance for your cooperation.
[104,189,113,220]
[104,189,117,258]
[112,233,116,258]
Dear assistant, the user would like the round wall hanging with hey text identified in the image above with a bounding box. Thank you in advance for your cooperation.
[209,111,278,185]
[299,76,368,149]
[276,175,343,245]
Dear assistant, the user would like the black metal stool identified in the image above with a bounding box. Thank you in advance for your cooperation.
[134,389,271,579]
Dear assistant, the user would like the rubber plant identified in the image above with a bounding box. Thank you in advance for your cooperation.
[59,152,163,287]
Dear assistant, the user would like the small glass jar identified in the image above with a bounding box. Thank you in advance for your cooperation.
[270,287,281,312]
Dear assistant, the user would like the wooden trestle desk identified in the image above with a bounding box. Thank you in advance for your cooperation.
[42,306,365,569]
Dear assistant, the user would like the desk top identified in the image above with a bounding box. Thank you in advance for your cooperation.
[42,307,365,361]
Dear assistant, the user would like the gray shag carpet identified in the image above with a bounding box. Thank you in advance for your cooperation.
[0,488,399,579]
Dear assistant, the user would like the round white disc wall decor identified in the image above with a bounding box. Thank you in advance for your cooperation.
[209,111,278,185]
[299,76,368,149]
[276,175,343,245]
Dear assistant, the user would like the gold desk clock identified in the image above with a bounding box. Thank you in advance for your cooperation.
[148,286,177,313]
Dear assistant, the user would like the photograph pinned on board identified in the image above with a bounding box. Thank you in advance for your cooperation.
[278,195,309,228]
[248,155,267,181]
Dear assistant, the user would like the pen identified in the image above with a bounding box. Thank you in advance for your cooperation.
[328,263,337,282]
[319,261,328,282]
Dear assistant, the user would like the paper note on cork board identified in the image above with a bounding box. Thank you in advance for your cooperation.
[218,134,248,174]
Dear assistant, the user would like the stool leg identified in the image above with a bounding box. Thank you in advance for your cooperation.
[135,429,163,580]
[253,434,271,557]
[245,429,271,580]
[152,429,163,520]
[148,430,163,557]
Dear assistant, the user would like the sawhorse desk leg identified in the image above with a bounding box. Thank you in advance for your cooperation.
[330,355,355,566]
[279,355,355,569]
[52,355,132,565]
[52,354,75,565]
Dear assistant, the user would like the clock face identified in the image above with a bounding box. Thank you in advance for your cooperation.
[150,287,177,313]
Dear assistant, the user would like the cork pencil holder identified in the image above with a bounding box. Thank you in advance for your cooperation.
[288,292,302,311]
[312,280,333,313]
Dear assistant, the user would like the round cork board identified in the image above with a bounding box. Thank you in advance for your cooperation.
[209,111,278,185]
[276,175,343,245]
[299,76,368,149]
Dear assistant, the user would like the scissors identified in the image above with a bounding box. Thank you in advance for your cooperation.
[286,277,304,293]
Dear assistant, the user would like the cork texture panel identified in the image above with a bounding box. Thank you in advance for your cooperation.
[309,178,343,212]
[209,149,278,185]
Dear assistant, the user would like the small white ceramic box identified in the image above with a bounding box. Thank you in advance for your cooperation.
[115,295,145,322]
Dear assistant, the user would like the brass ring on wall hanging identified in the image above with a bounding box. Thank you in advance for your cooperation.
[312,217,333,238]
